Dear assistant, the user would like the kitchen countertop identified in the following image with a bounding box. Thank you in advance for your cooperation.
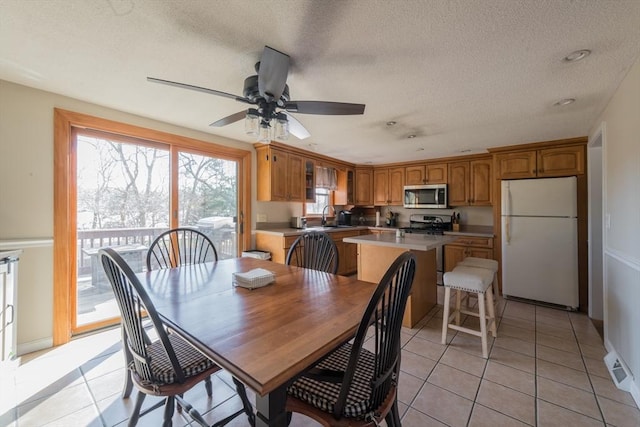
[253,224,494,238]
[444,225,494,237]
[343,233,458,251]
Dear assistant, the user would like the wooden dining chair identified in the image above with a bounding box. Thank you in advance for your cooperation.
[285,231,339,274]
[286,251,416,426]
[100,248,255,427]
[146,228,218,271]
[120,228,218,401]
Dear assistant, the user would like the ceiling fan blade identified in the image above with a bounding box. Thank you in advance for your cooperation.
[209,110,247,127]
[257,46,289,101]
[147,77,251,104]
[284,113,311,140]
[285,101,365,115]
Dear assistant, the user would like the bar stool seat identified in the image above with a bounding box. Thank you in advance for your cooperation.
[457,257,500,304]
[442,266,497,358]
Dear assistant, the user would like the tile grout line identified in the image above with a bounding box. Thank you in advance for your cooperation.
[568,311,607,425]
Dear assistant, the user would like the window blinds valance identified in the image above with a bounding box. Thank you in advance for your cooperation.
[315,166,338,190]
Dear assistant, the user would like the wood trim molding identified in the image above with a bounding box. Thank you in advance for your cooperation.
[53,108,252,344]
[487,136,588,153]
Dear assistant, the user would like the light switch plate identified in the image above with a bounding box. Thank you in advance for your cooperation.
[257,213,267,222]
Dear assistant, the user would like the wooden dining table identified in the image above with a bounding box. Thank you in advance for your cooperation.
[136,257,378,427]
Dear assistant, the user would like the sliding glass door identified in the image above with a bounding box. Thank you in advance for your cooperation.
[74,132,239,332]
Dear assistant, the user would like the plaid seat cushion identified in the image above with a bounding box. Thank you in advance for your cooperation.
[287,342,376,419]
[137,334,216,385]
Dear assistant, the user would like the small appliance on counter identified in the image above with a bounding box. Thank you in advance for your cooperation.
[337,210,352,226]
[290,216,307,229]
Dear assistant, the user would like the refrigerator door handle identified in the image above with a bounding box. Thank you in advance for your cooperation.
[505,183,511,244]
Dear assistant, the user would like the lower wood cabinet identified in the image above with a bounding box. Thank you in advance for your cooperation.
[444,236,494,272]
[255,230,364,275]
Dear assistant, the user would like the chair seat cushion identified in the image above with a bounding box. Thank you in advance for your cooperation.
[287,342,376,419]
[444,266,493,293]
[141,334,216,385]
[458,257,499,272]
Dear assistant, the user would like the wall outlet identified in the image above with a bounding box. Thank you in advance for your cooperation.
[257,213,267,222]
[605,213,611,229]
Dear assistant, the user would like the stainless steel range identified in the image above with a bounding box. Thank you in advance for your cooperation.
[401,214,453,235]
[401,214,452,285]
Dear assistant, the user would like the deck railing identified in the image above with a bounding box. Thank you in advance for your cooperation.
[77,227,236,276]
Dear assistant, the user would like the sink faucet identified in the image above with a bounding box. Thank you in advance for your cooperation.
[321,205,335,226]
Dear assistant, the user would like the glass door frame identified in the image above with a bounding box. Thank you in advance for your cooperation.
[53,108,252,344]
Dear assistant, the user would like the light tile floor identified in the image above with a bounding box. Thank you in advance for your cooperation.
[2,294,639,427]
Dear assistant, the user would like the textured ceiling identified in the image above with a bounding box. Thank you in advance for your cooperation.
[1,0,639,164]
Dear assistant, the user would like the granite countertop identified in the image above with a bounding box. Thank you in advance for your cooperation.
[343,233,458,251]
[253,226,370,237]
[253,224,494,238]
[444,225,494,237]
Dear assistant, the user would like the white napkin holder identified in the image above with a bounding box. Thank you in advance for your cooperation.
[232,268,275,289]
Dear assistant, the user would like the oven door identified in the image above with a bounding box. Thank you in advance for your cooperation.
[436,246,443,285]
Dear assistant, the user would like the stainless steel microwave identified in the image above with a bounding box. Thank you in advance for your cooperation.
[403,184,448,209]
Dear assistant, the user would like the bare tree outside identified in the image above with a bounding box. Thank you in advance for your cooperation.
[75,134,239,326]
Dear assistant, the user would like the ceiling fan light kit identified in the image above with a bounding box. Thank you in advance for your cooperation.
[148,45,364,144]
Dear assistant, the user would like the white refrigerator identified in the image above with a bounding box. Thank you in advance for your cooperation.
[501,176,579,309]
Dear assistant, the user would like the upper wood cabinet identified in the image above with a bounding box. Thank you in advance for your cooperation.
[405,163,448,185]
[304,159,315,202]
[256,146,304,202]
[355,168,374,206]
[447,158,492,206]
[374,167,404,206]
[495,145,585,179]
[335,168,355,205]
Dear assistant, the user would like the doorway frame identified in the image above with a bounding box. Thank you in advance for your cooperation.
[53,108,252,345]
[588,122,606,321]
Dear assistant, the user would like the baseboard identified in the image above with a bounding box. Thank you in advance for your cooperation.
[631,381,640,409]
[17,337,53,356]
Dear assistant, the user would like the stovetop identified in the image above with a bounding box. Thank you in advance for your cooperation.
[401,215,452,235]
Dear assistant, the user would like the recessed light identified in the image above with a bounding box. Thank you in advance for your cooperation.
[386,121,397,126]
[554,98,576,107]
[563,49,591,62]
[407,134,416,139]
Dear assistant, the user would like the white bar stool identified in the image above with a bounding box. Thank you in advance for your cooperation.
[456,257,499,298]
[442,265,497,358]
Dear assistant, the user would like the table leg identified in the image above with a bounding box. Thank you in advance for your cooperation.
[255,386,288,427]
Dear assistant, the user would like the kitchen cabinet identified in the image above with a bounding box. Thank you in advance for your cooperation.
[335,168,355,205]
[373,167,404,206]
[255,230,363,275]
[405,163,448,185]
[355,168,374,206]
[495,145,585,179]
[304,159,315,202]
[447,158,492,206]
[444,236,494,272]
[256,146,304,202]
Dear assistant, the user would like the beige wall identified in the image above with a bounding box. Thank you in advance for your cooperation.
[0,80,254,353]
[589,57,640,403]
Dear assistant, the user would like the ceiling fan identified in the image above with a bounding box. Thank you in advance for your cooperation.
[147,46,365,142]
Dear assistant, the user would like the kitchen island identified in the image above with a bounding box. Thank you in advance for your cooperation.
[344,233,458,328]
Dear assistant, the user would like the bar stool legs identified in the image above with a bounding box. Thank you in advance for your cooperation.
[441,266,497,358]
